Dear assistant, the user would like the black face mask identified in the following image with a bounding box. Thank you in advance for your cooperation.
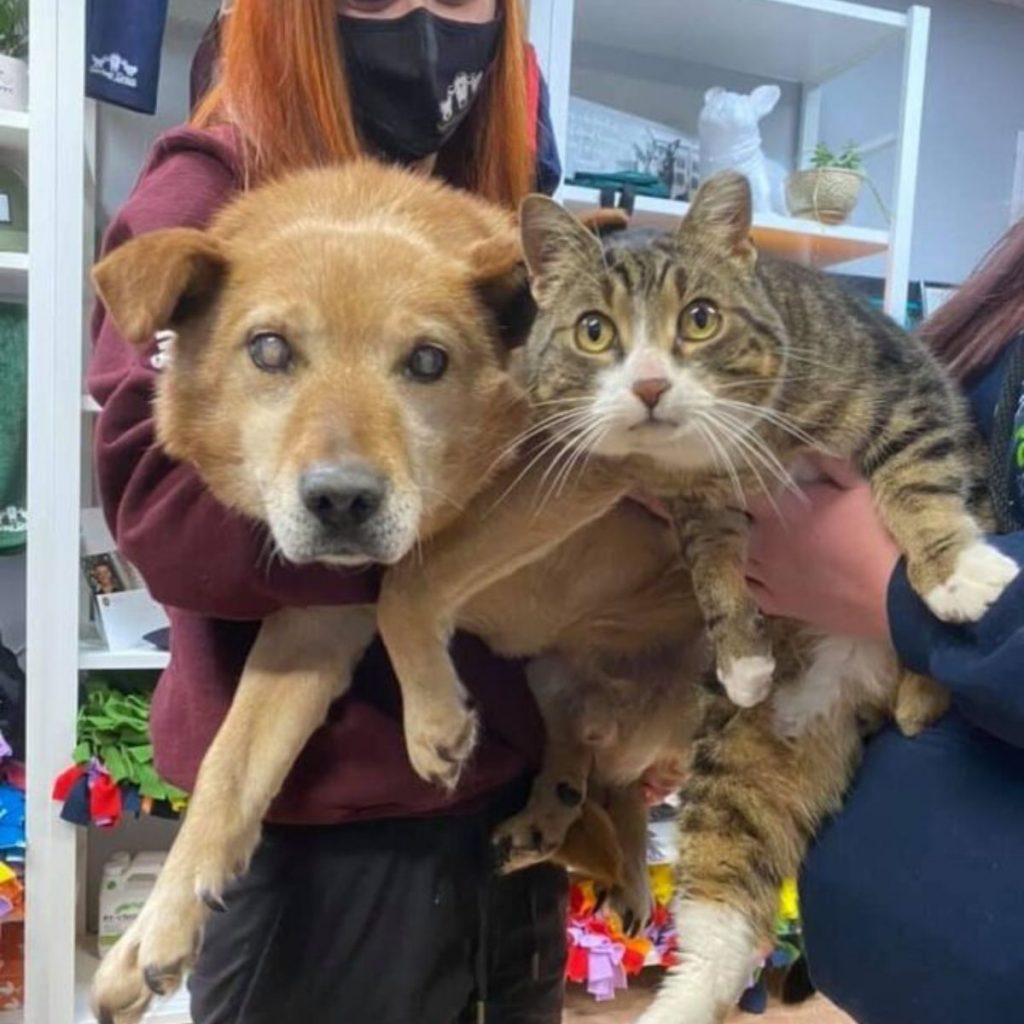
[339,8,502,163]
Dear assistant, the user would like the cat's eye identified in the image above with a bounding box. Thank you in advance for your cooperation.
[574,312,618,355]
[249,332,293,373]
[678,300,722,343]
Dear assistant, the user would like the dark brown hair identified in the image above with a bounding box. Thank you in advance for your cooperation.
[918,217,1024,379]
[192,0,534,208]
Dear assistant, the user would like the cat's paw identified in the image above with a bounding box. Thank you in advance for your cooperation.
[404,694,479,791]
[718,654,775,707]
[924,541,1019,623]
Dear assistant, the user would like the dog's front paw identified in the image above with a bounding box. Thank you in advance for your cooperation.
[717,653,775,708]
[492,803,575,875]
[91,885,206,1024]
[924,540,1019,623]
[404,694,479,791]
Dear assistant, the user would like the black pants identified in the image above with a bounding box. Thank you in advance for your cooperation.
[188,795,568,1024]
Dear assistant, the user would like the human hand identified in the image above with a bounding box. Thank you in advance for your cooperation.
[745,455,899,640]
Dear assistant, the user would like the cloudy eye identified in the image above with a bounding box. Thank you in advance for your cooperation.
[248,332,293,372]
[405,342,449,382]
[678,300,722,343]
[574,312,618,355]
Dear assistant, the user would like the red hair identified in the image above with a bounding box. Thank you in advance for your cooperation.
[192,0,535,208]
[918,217,1024,379]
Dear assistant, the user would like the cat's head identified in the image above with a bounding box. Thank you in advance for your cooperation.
[520,171,789,469]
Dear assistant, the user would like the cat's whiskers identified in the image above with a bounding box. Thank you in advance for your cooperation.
[714,398,828,453]
[711,407,803,498]
[488,412,602,513]
[535,415,607,512]
[488,407,596,472]
[692,413,746,507]
[545,418,613,509]
[697,409,793,518]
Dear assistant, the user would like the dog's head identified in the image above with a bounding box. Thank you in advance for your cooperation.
[93,162,533,567]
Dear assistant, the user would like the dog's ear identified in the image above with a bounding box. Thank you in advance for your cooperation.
[92,228,227,346]
[519,194,604,306]
[469,232,535,351]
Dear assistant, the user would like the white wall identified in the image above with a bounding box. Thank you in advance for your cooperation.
[822,0,1024,285]
[95,17,203,229]
[571,41,801,169]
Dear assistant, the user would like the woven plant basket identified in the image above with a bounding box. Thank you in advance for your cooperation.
[786,168,864,225]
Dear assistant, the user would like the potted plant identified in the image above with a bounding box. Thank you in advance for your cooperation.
[0,0,27,113]
[786,142,864,225]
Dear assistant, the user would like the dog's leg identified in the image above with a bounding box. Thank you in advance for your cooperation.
[492,660,593,873]
[378,461,629,789]
[91,606,375,1024]
[605,782,653,937]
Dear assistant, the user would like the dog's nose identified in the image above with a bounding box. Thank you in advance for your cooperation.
[632,377,671,410]
[300,463,387,531]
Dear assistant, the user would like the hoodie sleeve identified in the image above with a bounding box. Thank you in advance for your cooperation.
[887,534,1024,748]
[87,128,379,621]
[886,343,1024,747]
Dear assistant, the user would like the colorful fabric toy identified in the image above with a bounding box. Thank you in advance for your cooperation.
[565,866,806,1009]
[52,677,187,829]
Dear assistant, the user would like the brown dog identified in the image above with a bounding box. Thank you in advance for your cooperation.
[90,161,703,1023]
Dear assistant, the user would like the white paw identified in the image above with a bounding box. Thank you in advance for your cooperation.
[924,541,1019,623]
[718,654,775,708]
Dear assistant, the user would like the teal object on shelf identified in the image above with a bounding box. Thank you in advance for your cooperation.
[568,171,672,199]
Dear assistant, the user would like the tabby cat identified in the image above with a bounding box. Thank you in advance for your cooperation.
[516,172,1019,1024]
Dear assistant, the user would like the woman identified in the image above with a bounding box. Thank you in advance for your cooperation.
[87,3,565,1023]
[746,222,1024,1023]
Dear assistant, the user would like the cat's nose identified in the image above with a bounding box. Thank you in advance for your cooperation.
[632,377,671,410]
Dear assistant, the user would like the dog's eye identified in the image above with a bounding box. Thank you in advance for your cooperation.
[405,343,449,382]
[249,333,293,373]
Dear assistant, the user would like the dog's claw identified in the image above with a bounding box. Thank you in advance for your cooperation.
[143,964,176,996]
[200,889,227,913]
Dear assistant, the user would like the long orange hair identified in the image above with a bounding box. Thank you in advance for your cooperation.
[192,0,535,208]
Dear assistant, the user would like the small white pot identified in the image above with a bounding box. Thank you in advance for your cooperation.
[0,55,27,112]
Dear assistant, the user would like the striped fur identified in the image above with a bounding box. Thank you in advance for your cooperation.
[519,172,1018,1023]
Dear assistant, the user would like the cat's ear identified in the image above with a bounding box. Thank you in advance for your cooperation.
[704,86,724,104]
[519,194,604,306]
[750,84,781,118]
[679,171,756,267]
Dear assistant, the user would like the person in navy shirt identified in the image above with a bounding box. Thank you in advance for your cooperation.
[746,219,1024,1023]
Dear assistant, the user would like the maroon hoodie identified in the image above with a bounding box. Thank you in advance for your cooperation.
[87,125,543,824]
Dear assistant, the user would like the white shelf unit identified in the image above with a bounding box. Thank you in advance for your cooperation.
[528,0,931,318]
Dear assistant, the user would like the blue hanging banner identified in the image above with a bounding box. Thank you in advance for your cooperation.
[85,0,170,115]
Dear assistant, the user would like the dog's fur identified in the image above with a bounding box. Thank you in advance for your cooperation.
[90,161,704,1023]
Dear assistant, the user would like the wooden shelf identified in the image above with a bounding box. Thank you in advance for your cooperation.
[561,184,889,269]
[79,635,169,672]
[76,944,190,1024]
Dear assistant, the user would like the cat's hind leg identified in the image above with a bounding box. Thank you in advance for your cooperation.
[637,688,862,1024]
